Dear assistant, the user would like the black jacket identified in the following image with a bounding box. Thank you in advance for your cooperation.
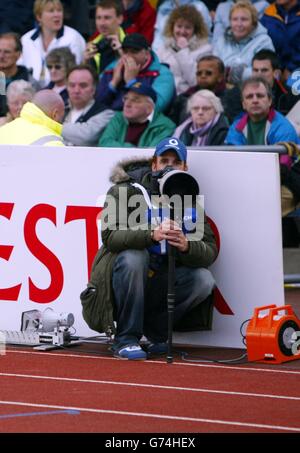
[176,114,229,147]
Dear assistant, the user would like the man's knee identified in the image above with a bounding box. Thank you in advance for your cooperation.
[190,268,215,300]
[114,249,149,274]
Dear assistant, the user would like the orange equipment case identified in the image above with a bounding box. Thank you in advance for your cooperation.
[246,304,300,364]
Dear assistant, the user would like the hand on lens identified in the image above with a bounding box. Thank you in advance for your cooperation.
[153,219,189,252]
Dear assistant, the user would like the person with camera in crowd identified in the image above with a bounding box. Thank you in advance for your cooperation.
[80,137,218,360]
[84,0,125,76]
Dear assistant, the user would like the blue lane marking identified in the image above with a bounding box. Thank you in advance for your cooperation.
[0,409,80,420]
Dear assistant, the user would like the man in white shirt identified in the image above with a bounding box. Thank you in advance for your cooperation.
[62,64,114,146]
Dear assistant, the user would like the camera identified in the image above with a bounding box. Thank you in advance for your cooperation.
[151,166,199,199]
[95,38,112,53]
[151,166,174,196]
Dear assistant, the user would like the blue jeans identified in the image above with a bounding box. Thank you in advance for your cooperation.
[112,250,215,348]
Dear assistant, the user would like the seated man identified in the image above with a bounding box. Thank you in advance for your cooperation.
[169,55,242,125]
[252,49,300,116]
[62,64,114,146]
[96,32,175,113]
[84,0,125,76]
[225,76,300,148]
[81,137,218,360]
[98,81,175,147]
[0,32,39,116]
[225,76,300,228]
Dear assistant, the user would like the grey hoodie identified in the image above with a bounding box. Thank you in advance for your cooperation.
[213,22,274,81]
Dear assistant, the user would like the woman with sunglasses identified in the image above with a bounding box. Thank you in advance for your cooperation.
[45,47,75,107]
[19,0,86,87]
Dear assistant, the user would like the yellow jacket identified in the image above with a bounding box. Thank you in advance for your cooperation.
[91,28,126,74]
[0,102,64,146]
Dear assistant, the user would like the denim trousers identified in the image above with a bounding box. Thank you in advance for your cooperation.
[112,249,215,348]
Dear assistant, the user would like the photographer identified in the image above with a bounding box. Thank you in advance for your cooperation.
[84,0,125,75]
[81,137,218,360]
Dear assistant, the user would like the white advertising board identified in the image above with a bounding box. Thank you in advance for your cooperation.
[0,145,284,348]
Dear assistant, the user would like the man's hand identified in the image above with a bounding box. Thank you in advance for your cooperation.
[111,58,124,87]
[152,219,189,253]
[107,34,122,52]
[83,43,98,61]
[123,55,141,83]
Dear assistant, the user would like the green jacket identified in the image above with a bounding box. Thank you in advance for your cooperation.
[98,109,175,148]
[80,157,218,335]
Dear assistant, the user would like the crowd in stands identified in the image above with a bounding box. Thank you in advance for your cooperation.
[0,0,300,244]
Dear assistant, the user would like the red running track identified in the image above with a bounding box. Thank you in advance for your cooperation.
[0,348,299,433]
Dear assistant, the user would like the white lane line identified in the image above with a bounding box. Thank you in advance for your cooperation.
[5,349,300,376]
[0,400,299,432]
[0,372,299,402]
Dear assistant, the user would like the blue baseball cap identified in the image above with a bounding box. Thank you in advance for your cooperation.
[154,137,187,162]
[127,81,157,103]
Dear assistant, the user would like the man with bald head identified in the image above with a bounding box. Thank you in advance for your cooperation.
[0,89,65,146]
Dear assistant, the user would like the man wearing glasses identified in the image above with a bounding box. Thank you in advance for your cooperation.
[169,55,242,125]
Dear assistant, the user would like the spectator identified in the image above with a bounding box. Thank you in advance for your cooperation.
[213,0,270,43]
[0,89,65,145]
[121,0,156,45]
[225,76,299,152]
[0,33,40,89]
[169,55,242,125]
[252,49,300,115]
[0,1,35,36]
[152,0,212,53]
[19,0,86,87]
[99,81,175,147]
[261,0,300,76]
[156,5,212,95]
[84,0,125,76]
[0,80,36,126]
[81,136,217,359]
[62,64,114,146]
[96,32,175,113]
[174,89,229,146]
[45,47,76,107]
[225,76,300,237]
[213,0,274,84]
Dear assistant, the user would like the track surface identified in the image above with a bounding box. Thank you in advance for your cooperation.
[0,348,299,433]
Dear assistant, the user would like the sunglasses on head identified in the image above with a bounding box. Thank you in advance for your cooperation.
[46,64,63,70]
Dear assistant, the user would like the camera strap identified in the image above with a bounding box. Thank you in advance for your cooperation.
[131,182,166,254]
